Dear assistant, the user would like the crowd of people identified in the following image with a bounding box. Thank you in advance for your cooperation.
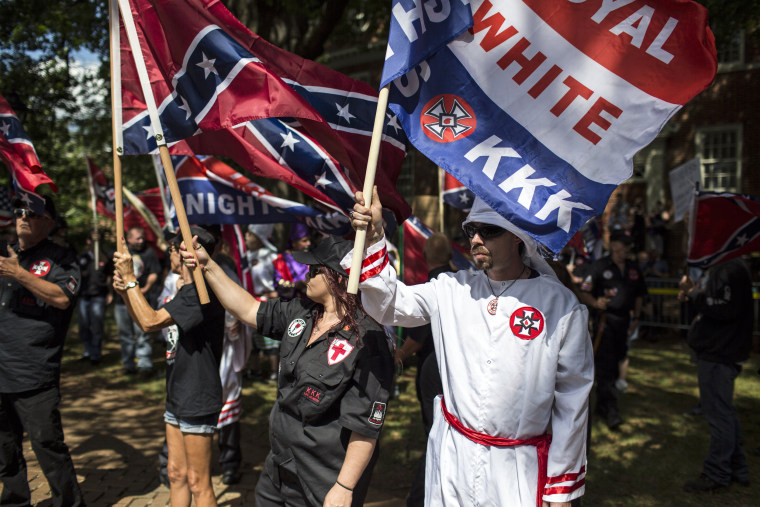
[0,190,755,506]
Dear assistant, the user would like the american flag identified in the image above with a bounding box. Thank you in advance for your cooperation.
[0,186,14,229]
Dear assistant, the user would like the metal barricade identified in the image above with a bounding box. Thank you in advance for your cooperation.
[640,278,760,336]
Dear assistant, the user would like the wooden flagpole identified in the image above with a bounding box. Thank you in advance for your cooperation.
[347,84,390,294]
[109,0,125,254]
[84,154,100,269]
[116,0,209,303]
[438,167,445,233]
[151,154,175,232]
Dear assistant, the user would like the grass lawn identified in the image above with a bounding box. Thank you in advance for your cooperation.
[62,312,760,506]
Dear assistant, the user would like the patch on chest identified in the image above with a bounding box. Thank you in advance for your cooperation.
[30,260,51,277]
[628,269,640,281]
[287,318,307,337]
[486,298,499,315]
[327,338,354,365]
[602,269,613,280]
[368,401,386,425]
[302,385,324,405]
[509,306,545,340]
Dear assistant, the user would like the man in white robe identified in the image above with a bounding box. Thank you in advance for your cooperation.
[345,190,593,507]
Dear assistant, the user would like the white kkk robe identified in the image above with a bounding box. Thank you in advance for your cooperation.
[344,239,593,506]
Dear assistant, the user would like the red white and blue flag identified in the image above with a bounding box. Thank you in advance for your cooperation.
[164,155,352,236]
[119,0,410,220]
[687,192,760,269]
[382,0,717,252]
[442,171,475,211]
[403,215,474,285]
[0,93,57,215]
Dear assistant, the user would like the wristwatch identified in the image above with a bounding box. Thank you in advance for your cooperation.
[124,281,139,290]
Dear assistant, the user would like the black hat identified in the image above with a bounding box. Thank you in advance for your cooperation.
[292,235,353,276]
[12,195,57,220]
[166,226,217,254]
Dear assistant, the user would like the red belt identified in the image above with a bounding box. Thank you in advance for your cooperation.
[440,397,551,507]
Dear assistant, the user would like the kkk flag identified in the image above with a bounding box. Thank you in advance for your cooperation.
[687,192,760,269]
[119,0,410,220]
[165,155,352,235]
[403,215,474,285]
[442,171,475,211]
[382,0,717,252]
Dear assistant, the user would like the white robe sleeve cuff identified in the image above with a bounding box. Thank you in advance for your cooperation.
[340,236,389,283]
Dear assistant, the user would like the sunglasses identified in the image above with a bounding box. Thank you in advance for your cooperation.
[307,265,324,278]
[462,223,507,240]
[13,208,43,219]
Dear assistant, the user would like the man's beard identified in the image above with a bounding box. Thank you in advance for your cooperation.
[472,247,492,271]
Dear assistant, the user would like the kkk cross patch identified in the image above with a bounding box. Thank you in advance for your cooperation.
[327,338,354,365]
[509,306,545,341]
[368,401,386,425]
[628,269,640,281]
[287,319,306,337]
[29,260,51,277]
[302,386,324,405]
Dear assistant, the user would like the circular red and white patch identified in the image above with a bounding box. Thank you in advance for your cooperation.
[420,94,477,143]
[29,260,51,277]
[628,269,639,281]
[487,298,499,315]
[509,306,545,340]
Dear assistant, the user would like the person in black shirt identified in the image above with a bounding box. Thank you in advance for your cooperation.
[680,258,752,493]
[113,226,224,507]
[77,231,113,364]
[579,231,646,429]
[0,196,84,506]
[183,235,394,507]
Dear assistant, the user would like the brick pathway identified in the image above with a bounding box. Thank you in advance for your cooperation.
[7,358,405,506]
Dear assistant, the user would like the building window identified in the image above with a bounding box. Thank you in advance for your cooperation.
[695,125,742,192]
[717,31,746,72]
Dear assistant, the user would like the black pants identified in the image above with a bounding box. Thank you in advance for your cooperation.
[594,313,629,417]
[407,353,443,507]
[218,421,241,472]
[0,386,85,507]
[698,360,749,485]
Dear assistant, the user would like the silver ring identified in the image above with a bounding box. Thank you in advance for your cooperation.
[349,210,354,219]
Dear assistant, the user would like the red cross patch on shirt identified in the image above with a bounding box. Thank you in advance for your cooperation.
[29,260,51,277]
[327,338,354,365]
[509,306,545,340]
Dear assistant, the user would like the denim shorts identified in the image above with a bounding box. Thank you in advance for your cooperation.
[164,410,218,434]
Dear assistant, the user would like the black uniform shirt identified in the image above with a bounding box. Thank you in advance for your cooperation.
[257,297,394,504]
[0,239,81,393]
[163,283,225,418]
[78,250,114,298]
[581,256,647,314]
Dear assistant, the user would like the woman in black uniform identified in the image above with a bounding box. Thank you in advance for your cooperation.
[183,235,394,507]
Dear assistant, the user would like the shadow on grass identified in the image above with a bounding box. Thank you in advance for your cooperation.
[586,337,760,507]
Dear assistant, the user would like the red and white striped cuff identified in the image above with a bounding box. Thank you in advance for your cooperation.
[341,236,389,283]
[544,465,586,497]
